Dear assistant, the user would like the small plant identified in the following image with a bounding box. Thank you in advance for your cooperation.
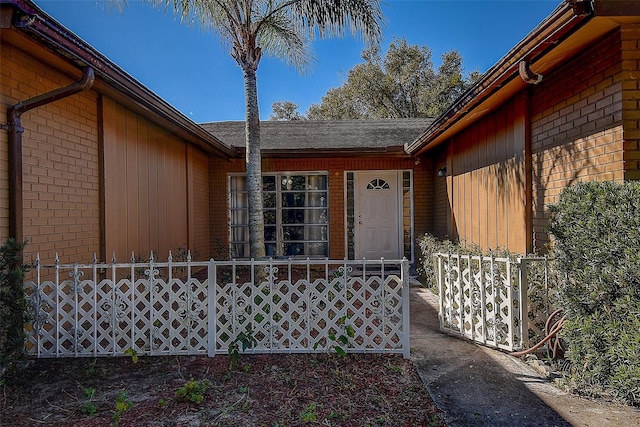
[123,348,139,363]
[113,390,133,426]
[80,387,97,417]
[228,328,257,371]
[81,401,97,417]
[176,378,209,404]
[299,402,318,422]
[385,361,403,374]
[314,315,354,357]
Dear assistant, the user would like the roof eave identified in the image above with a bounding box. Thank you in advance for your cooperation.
[405,1,593,156]
[2,0,233,159]
[262,146,408,158]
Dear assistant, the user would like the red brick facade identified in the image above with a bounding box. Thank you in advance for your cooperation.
[530,28,627,251]
[209,156,430,261]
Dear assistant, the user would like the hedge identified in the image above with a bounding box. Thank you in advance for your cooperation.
[548,180,640,405]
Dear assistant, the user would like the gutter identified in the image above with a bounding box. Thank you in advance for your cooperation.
[1,67,95,244]
[4,0,233,158]
[405,1,593,156]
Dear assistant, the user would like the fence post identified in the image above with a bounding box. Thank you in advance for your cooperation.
[207,259,216,357]
[435,253,444,330]
[517,257,529,349]
[401,258,411,359]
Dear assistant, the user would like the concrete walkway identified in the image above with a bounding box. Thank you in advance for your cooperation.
[409,285,640,427]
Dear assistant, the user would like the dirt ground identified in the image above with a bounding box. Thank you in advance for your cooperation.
[1,353,446,426]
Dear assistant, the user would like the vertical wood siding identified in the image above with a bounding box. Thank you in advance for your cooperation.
[447,95,528,253]
[102,98,193,262]
[188,145,211,260]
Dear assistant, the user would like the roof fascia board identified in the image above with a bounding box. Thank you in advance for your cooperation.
[405,2,592,156]
[3,0,233,158]
[594,0,640,16]
[259,146,408,159]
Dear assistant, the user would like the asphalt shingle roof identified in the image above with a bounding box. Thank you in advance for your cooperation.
[200,119,432,152]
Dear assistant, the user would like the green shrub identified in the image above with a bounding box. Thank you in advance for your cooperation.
[548,181,640,405]
[416,233,458,289]
[0,239,29,370]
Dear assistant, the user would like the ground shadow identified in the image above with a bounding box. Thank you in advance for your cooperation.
[410,286,572,427]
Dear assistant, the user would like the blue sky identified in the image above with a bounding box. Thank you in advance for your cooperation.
[37,0,560,123]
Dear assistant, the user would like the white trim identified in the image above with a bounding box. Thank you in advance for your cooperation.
[346,170,413,261]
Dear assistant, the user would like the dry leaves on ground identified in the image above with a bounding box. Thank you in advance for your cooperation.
[1,353,446,426]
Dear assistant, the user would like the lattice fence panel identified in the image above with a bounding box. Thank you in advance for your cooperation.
[435,253,549,352]
[26,256,410,358]
[436,254,521,351]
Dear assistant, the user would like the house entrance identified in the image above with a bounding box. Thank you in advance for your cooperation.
[354,171,402,259]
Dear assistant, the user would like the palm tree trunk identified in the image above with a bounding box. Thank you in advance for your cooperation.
[243,67,266,260]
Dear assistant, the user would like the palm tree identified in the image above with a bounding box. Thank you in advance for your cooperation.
[139,0,384,259]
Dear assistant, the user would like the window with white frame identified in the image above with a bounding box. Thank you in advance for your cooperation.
[229,173,329,258]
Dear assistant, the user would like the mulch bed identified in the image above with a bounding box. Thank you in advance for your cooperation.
[1,353,446,426]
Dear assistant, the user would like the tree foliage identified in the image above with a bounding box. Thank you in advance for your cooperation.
[270,100,305,121]
[304,37,481,120]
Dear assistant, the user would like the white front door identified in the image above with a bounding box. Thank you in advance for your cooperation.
[355,171,401,260]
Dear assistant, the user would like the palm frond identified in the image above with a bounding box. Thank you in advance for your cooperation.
[288,0,384,47]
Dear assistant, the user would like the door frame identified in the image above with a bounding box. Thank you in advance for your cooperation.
[345,170,412,261]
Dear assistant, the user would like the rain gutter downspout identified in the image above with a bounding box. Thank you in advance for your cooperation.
[2,66,95,244]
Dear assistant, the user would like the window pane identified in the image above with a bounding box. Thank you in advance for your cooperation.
[307,242,328,256]
[265,226,277,241]
[304,208,327,224]
[264,209,276,225]
[265,243,277,257]
[282,209,305,224]
[283,242,304,256]
[304,225,327,241]
[230,175,247,191]
[264,192,276,208]
[263,175,276,191]
[283,225,305,241]
[281,192,306,208]
[307,175,327,191]
[230,243,249,259]
[307,193,327,208]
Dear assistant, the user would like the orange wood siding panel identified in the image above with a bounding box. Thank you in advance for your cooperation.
[188,145,211,260]
[447,95,528,253]
[102,97,191,262]
[0,42,101,264]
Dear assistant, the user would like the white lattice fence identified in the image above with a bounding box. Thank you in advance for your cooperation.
[434,253,549,352]
[25,255,410,358]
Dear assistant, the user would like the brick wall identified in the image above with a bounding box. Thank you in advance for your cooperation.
[530,29,625,251]
[210,155,423,260]
[621,23,640,180]
[1,43,100,264]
